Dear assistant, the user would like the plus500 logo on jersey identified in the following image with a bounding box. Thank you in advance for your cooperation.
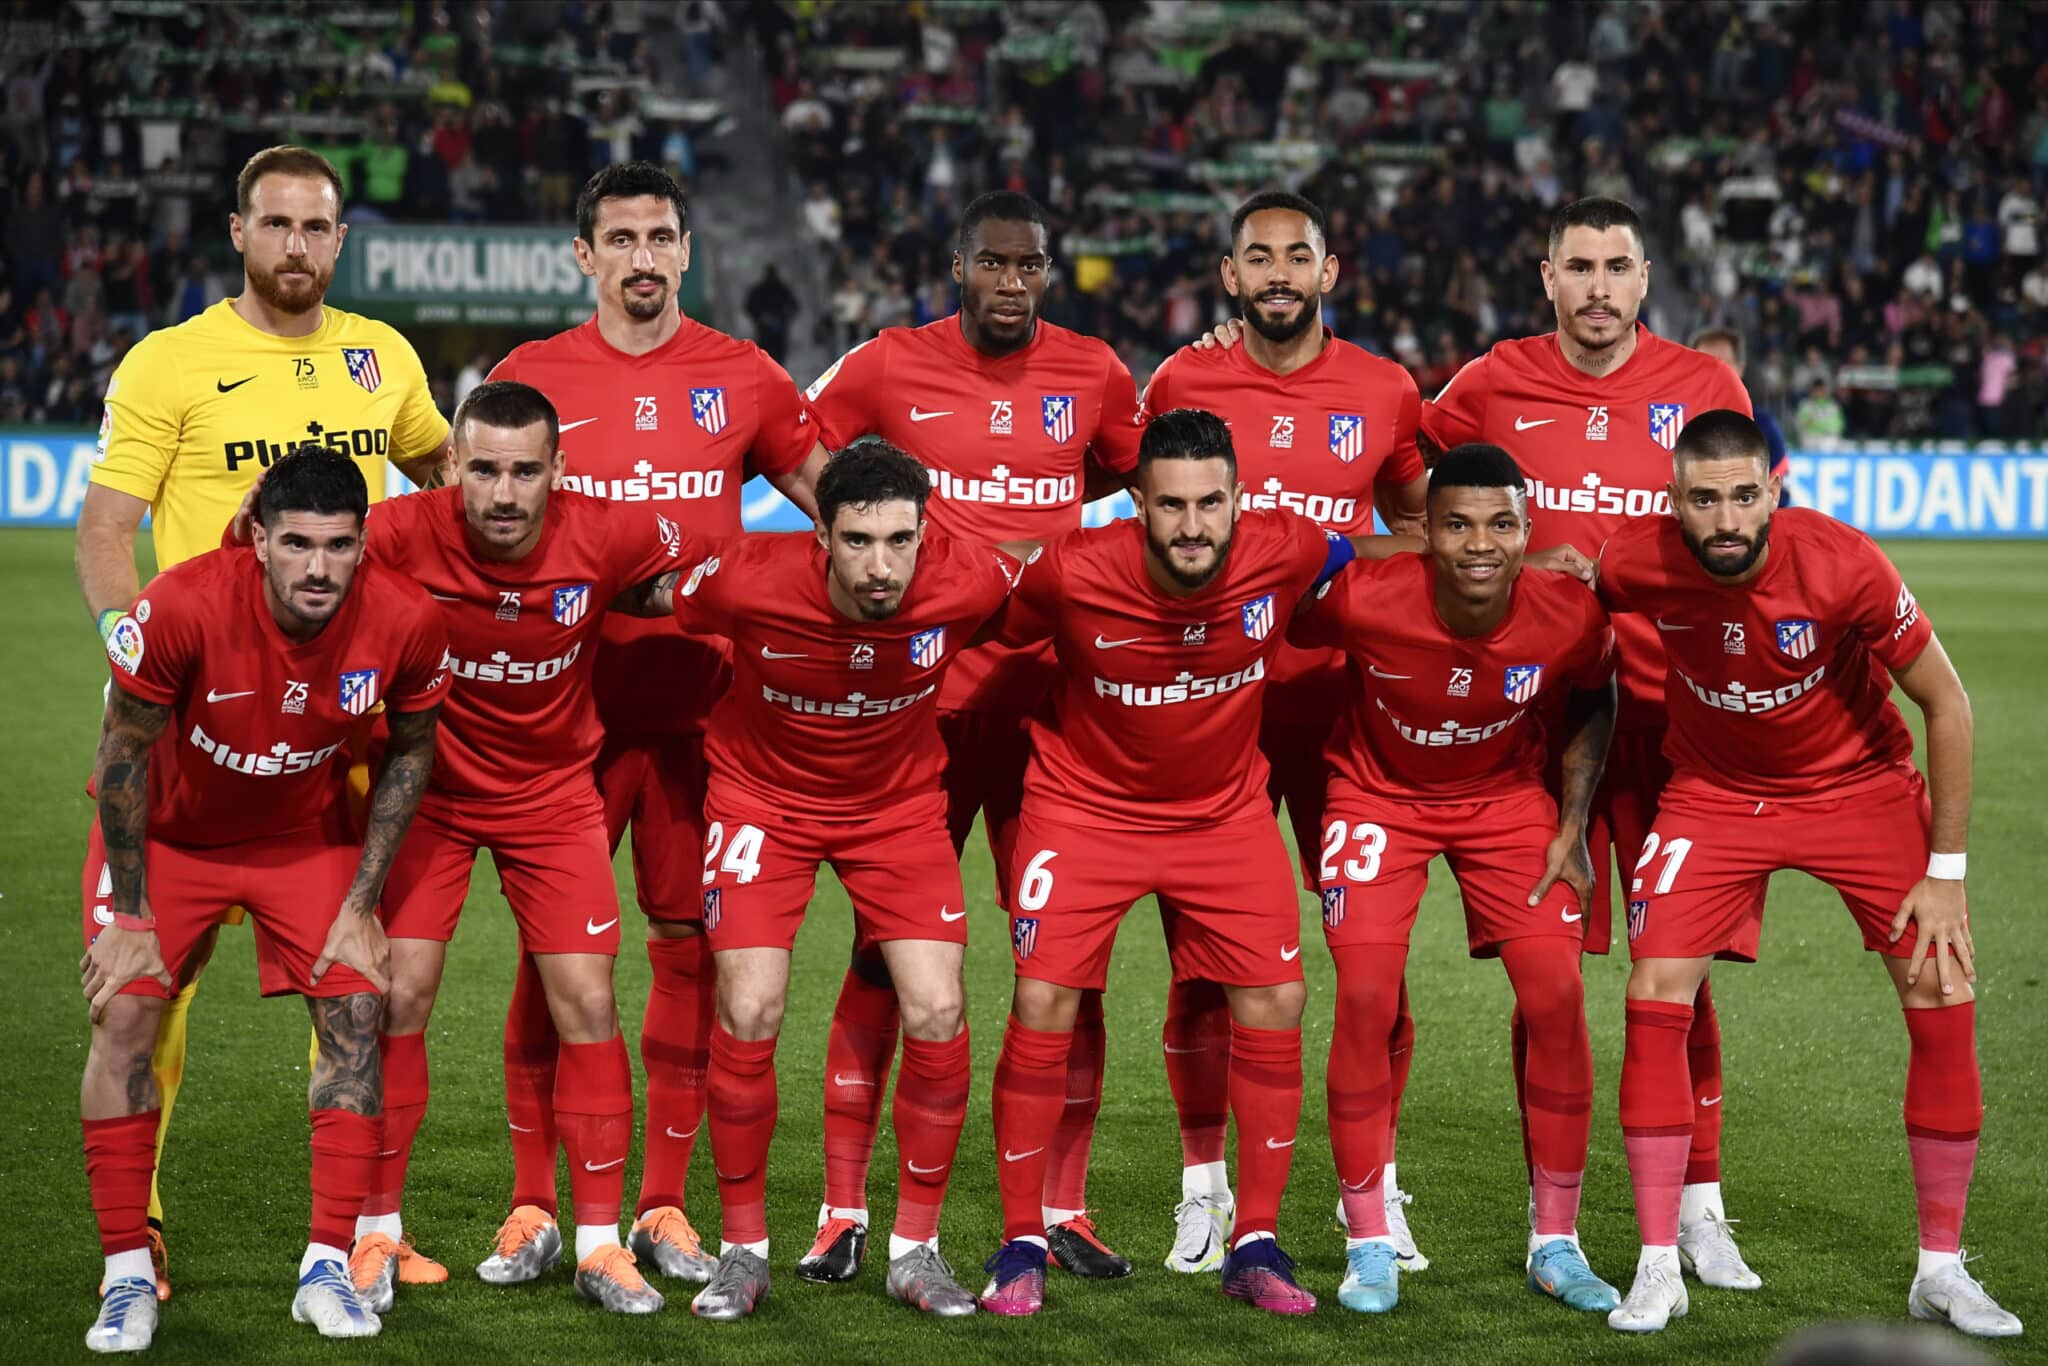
[445,641,582,685]
[761,683,938,716]
[1674,664,1827,713]
[928,466,1077,507]
[1243,484,1360,525]
[1092,658,1266,706]
[1525,474,1670,518]
[1377,699,1529,746]
[558,468,728,503]
[188,724,343,775]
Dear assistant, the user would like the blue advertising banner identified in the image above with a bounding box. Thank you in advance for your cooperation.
[6,426,2046,539]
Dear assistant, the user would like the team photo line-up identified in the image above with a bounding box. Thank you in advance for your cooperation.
[69,146,2015,1353]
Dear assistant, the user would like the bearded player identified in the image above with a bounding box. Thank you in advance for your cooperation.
[617,441,1022,1320]
[1597,411,2018,1340]
[483,161,826,1287]
[79,449,448,1352]
[1143,190,1430,1274]
[1421,197,1759,1285]
[800,191,1145,1280]
[1290,443,1621,1315]
[74,145,451,1298]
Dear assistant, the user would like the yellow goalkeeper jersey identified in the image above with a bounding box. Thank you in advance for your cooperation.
[91,299,449,568]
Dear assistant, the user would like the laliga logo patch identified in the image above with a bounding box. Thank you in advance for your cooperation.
[682,556,720,597]
[107,615,145,674]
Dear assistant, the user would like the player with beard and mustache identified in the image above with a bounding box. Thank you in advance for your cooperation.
[476,161,829,1296]
[74,144,454,1298]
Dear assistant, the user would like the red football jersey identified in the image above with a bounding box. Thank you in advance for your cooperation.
[804,317,1143,713]
[1002,510,1342,832]
[1596,507,1933,802]
[1422,325,1752,724]
[365,488,704,815]
[1291,556,1613,802]
[1142,330,1424,691]
[106,546,449,848]
[674,531,1016,821]
[489,314,818,739]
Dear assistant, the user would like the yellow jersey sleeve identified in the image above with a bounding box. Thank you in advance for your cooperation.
[91,330,187,506]
[366,320,451,467]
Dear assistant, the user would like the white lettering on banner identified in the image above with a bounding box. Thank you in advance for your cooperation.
[1786,454,2048,535]
[3,438,95,521]
[359,235,597,299]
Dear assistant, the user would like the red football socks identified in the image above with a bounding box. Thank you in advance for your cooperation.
[992,1017,1070,1243]
[1619,998,1695,1246]
[310,1109,377,1251]
[637,934,715,1217]
[1501,939,1593,1237]
[555,1037,632,1229]
[83,1111,158,1256]
[706,1024,779,1245]
[1387,975,1415,1162]
[1227,1021,1302,1243]
[1904,1002,1982,1253]
[892,1030,971,1243]
[364,1031,428,1219]
[1044,990,1105,1214]
[1685,977,1725,1186]
[503,952,560,1217]
[821,961,898,1211]
[1162,977,1231,1169]
[1327,944,1404,1239]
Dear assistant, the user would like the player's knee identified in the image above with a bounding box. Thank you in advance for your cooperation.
[1625,957,1707,1004]
[383,971,439,1034]
[1228,980,1305,1030]
[552,981,620,1042]
[896,982,965,1042]
[1012,977,1080,1031]
[719,984,786,1041]
[93,997,164,1069]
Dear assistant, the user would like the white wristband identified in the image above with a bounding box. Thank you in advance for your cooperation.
[1926,851,1967,881]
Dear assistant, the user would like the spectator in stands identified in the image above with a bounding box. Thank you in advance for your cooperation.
[744,263,800,364]
[1795,379,1848,448]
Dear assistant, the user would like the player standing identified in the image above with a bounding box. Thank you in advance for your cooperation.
[618,442,1020,1320]
[473,161,825,1287]
[73,145,451,1298]
[1142,190,1429,1274]
[979,407,1369,1318]
[799,191,1144,1280]
[1596,411,2019,1340]
[79,450,448,1351]
[1421,197,1760,1284]
[331,382,704,1316]
[1290,443,1620,1314]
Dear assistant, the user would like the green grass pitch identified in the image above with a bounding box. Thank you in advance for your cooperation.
[3,529,2043,1364]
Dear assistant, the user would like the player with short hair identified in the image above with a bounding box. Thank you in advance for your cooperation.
[1142,189,1430,1275]
[1421,196,1763,1285]
[616,440,1022,1321]
[1596,411,2018,1339]
[480,161,827,1288]
[979,407,1371,1318]
[1688,328,1788,489]
[74,143,451,1298]
[78,449,448,1352]
[326,381,707,1316]
[1289,443,1620,1315]
[800,189,1145,1281]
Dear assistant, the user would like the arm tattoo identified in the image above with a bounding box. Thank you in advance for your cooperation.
[343,703,439,914]
[611,569,678,618]
[1557,679,1618,829]
[96,689,171,919]
[308,992,383,1115]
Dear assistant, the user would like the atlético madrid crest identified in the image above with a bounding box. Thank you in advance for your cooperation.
[909,627,946,668]
[691,387,729,436]
[1012,917,1038,960]
[1503,664,1543,703]
[339,668,380,715]
[1321,886,1346,930]
[1042,395,1075,444]
[1328,413,1364,463]
[342,347,382,393]
[1648,402,1686,450]
[1241,593,1275,641]
[1775,619,1817,660]
[553,584,591,626]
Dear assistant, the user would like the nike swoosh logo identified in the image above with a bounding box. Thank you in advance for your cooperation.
[907,1160,946,1174]
[559,417,600,433]
[1339,1178,1372,1193]
[939,907,966,922]
[761,645,808,660]
[378,1150,400,1158]
[509,1122,536,1133]
[1655,619,1693,632]
[1561,910,1583,923]
[1094,634,1142,649]
[666,1125,700,1140]
[909,407,952,422]
[1280,944,1301,961]
[217,376,255,393]
[1265,1136,1296,1149]
[1162,1044,1206,1055]
[1514,416,1556,431]
[584,1157,625,1172]
[586,917,620,935]
[833,1073,875,1088]
[1366,666,1411,680]
[1003,1147,1045,1162]
[1700,1095,1722,1106]
[205,688,255,702]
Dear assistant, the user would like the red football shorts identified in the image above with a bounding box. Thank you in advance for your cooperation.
[1260,654,1348,893]
[699,793,967,953]
[939,706,1032,908]
[80,818,373,999]
[1624,766,1934,963]
[1315,786,1586,956]
[1577,726,1668,956]
[596,731,710,924]
[380,795,622,955]
[1009,810,1306,991]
